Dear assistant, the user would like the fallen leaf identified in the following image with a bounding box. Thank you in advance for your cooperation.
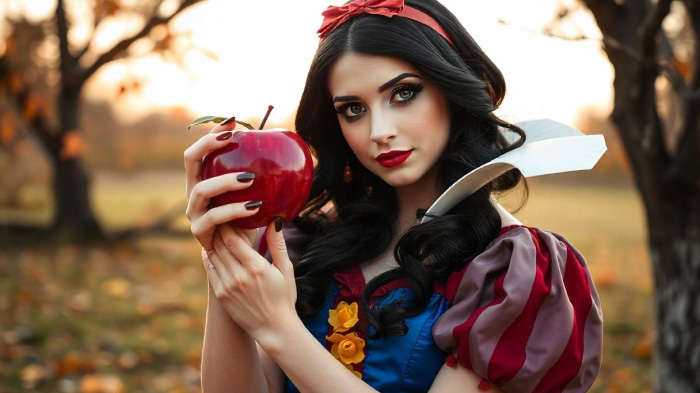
[117,352,139,370]
[633,338,652,359]
[101,278,132,298]
[20,363,47,389]
[79,374,124,393]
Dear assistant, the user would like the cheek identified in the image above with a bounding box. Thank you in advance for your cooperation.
[424,101,450,135]
[341,129,370,165]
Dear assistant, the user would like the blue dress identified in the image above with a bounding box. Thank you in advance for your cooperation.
[283,264,450,393]
[255,225,603,393]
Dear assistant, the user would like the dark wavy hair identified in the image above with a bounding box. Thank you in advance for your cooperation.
[292,0,527,338]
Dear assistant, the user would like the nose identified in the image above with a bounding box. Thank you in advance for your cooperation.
[369,111,398,144]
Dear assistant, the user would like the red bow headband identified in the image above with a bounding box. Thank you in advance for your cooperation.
[317,0,454,47]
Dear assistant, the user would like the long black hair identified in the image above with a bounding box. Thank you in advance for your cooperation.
[293,0,527,338]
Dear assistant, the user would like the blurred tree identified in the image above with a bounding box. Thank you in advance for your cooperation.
[570,0,698,391]
[0,0,204,241]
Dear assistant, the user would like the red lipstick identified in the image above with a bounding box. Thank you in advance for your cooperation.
[376,150,413,168]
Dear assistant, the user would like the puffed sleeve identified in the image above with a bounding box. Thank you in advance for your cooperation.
[432,226,603,393]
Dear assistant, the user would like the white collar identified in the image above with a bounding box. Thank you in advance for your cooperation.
[421,119,607,223]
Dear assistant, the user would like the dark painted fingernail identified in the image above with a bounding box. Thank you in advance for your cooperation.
[237,173,255,183]
[275,217,283,232]
[216,131,232,141]
[244,200,262,210]
[221,116,236,126]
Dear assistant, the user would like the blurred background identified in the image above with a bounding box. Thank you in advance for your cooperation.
[1,0,697,392]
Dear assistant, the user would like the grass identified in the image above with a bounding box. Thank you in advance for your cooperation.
[0,170,653,392]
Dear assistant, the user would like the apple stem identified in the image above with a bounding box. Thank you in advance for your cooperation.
[259,105,274,130]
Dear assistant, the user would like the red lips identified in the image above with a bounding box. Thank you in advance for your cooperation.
[376,150,413,168]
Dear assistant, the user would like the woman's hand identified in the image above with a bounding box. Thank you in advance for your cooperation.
[184,120,260,251]
[202,220,298,344]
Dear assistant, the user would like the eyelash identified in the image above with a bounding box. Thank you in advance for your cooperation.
[334,83,424,122]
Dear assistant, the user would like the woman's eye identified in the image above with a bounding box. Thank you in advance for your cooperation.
[336,103,366,120]
[348,104,364,115]
[391,84,423,104]
[396,89,414,101]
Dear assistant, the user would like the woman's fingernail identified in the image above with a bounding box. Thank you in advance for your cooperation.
[221,116,236,126]
[237,173,255,183]
[275,217,283,232]
[244,200,263,210]
[216,131,233,141]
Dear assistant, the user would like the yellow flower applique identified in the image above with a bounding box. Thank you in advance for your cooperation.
[328,301,359,332]
[344,363,362,378]
[326,332,366,365]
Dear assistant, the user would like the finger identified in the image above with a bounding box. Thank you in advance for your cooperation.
[186,173,255,219]
[184,131,237,198]
[265,219,293,277]
[190,201,262,245]
[219,223,266,270]
[208,116,238,134]
[201,248,224,291]
[232,225,258,247]
[212,229,248,278]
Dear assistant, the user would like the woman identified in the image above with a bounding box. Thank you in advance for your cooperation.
[183,0,603,392]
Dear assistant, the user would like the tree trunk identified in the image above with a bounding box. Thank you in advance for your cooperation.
[581,0,700,391]
[51,157,102,240]
[49,85,104,241]
[647,193,700,393]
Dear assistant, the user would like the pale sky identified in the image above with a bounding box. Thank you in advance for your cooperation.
[15,0,614,127]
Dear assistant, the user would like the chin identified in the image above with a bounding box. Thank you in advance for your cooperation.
[376,171,422,188]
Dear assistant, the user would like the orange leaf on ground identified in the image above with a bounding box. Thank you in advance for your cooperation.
[20,364,47,389]
[633,338,652,359]
[80,374,124,393]
[101,278,132,298]
[54,352,85,377]
[117,352,139,370]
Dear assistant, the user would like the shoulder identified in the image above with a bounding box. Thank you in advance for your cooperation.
[433,224,603,392]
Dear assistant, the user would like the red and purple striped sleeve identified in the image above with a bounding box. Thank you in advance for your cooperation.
[432,226,603,393]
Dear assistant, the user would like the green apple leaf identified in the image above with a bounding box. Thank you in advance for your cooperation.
[187,116,228,129]
[187,116,256,130]
[235,120,255,130]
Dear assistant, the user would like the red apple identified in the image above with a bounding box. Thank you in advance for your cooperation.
[201,128,314,229]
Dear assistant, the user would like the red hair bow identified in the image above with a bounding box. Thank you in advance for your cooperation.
[317,0,404,38]
[317,0,454,46]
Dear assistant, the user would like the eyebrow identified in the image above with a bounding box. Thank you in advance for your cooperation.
[332,73,421,103]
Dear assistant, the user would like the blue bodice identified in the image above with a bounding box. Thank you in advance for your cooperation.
[284,268,450,393]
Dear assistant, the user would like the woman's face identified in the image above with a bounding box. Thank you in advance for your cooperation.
[327,53,450,190]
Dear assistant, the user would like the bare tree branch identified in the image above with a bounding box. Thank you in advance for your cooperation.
[75,44,90,64]
[76,0,161,65]
[497,18,646,63]
[638,0,672,57]
[56,0,78,83]
[671,0,700,186]
[0,57,58,156]
[77,0,203,89]
[582,0,622,30]
[582,0,673,183]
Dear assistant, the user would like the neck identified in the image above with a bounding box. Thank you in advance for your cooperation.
[394,170,440,235]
